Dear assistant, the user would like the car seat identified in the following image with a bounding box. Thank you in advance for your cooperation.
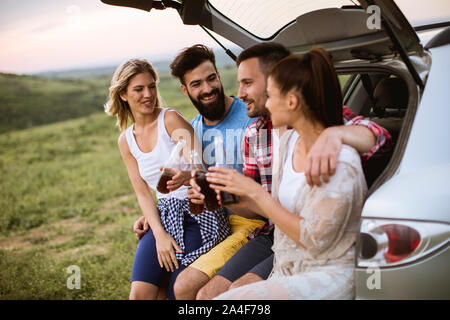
[363,76,409,188]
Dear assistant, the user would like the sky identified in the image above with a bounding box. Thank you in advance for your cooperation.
[0,0,238,74]
[0,0,449,75]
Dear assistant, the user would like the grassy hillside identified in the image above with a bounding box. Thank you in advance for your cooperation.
[0,73,110,134]
[0,67,239,134]
[0,113,136,299]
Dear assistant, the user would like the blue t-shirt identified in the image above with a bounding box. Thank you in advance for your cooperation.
[190,96,257,173]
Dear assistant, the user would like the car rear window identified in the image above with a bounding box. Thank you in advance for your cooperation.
[208,0,356,39]
[394,0,450,27]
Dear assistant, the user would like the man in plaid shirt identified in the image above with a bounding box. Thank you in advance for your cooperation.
[198,42,391,299]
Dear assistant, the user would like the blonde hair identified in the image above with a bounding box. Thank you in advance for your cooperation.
[104,58,162,131]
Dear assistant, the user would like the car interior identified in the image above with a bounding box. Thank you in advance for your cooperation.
[339,71,410,189]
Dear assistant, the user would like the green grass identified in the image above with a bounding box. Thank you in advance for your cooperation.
[0,73,111,134]
[0,113,139,299]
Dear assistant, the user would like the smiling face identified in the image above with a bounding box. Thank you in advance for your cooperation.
[120,72,158,116]
[181,60,226,121]
[237,57,270,118]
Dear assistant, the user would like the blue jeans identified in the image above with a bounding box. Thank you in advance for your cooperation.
[130,213,202,299]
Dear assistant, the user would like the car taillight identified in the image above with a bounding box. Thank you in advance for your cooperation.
[380,224,421,263]
[357,219,450,268]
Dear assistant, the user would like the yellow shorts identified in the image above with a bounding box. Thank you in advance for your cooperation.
[189,214,266,278]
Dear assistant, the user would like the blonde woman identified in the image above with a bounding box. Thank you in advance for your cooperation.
[105,59,230,300]
[206,49,367,299]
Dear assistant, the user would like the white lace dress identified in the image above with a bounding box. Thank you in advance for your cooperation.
[215,130,367,300]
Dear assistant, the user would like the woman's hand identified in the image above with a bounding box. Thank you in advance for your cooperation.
[206,166,262,198]
[133,215,149,240]
[207,167,267,216]
[153,230,183,272]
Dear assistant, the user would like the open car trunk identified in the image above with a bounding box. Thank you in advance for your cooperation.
[101,0,430,90]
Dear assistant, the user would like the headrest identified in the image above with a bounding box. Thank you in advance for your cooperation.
[373,77,409,109]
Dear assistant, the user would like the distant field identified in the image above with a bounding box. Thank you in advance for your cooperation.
[0,113,140,299]
[0,67,238,299]
[0,73,109,134]
[0,67,239,134]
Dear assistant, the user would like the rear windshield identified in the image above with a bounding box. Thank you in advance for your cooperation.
[208,0,356,39]
[394,0,450,27]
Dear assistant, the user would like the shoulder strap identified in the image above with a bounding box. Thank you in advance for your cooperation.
[272,130,294,201]
[124,124,140,158]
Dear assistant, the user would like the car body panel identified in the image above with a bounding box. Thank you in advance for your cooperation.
[398,43,450,174]
[362,163,450,223]
[361,43,450,224]
[355,245,450,299]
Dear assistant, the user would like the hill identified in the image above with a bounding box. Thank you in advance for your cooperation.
[0,113,137,299]
[0,64,239,134]
[0,73,110,134]
[34,48,240,79]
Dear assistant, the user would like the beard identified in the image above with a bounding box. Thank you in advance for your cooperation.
[188,87,226,121]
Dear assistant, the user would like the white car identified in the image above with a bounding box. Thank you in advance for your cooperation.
[101,0,450,299]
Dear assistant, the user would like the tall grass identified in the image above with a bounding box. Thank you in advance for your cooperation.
[0,113,138,299]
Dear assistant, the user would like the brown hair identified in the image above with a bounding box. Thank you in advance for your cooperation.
[269,48,343,127]
[236,42,291,78]
[170,44,217,85]
[104,58,161,131]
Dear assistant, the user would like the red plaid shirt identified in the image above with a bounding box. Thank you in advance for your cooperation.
[245,106,392,239]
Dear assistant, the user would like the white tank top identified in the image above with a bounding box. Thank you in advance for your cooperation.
[278,131,306,212]
[125,108,188,200]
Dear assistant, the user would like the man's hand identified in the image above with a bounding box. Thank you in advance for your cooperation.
[161,167,191,192]
[305,124,376,187]
[133,215,149,240]
[188,170,205,205]
[305,126,342,187]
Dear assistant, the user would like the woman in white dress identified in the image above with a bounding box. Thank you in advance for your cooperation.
[205,48,368,300]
